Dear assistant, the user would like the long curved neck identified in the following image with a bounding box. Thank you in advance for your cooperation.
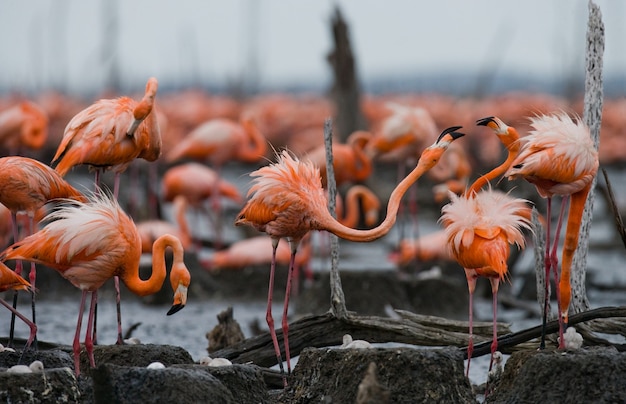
[173,196,191,247]
[466,130,520,196]
[350,140,372,181]
[121,234,183,296]
[339,188,362,228]
[238,120,267,162]
[317,158,434,242]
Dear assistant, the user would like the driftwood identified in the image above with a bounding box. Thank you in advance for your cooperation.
[211,305,626,368]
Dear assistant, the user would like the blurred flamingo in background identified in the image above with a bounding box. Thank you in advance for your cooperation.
[0,192,191,376]
[235,127,464,382]
[505,112,598,349]
[366,103,439,247]
[303,130,373,188]
[51,77,162,344]
[0,155,86,347]
[161,162,243,249]
[166,117,266,246]
[136,195,192,254]
[0,262,37,349]
[0,100,48,156]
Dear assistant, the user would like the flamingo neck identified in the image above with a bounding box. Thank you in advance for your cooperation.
[173,196,192,247]
[121,234,183,296]
[318,159,434,241]
[237,120,267,162]
[466,131,520,196]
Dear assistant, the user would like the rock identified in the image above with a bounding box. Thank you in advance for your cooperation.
[92,364,235,404]
[0,367,80,403]
[280,346,475,403]
[79,343,194,376]
[486,346,626,403]
[0,349,74,370]
[174,363,270,403]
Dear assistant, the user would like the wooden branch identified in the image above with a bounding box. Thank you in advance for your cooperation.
[469,306,626,358]
[600,168,626,250]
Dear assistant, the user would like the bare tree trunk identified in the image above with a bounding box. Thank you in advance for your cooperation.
[327,6,366,141]
[571,0,604,315]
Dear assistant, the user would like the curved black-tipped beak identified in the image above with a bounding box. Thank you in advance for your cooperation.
[476,116,496,127]
[437,126,464,142]
[167,303,185,316]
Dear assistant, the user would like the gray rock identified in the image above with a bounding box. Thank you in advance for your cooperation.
[486,346,626,403]
[280,346,476,403]
[92,363,234,404]
[0,367,80,403]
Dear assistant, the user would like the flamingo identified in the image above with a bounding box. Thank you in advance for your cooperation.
[0,100,48,155]
[235,126,464,382]
[504,112,599,348]
[0,192,191,376]
[0,156,86,347]
[165,117,266,246]
[440,116,533,377]
[0,262,37,349]
[366,103,439,250]
[51,77,162,344]
[161,162,243,248]
[52,77,161,197]
[136,195,192,253]
[303,130,373,188]
[441,188,532,377]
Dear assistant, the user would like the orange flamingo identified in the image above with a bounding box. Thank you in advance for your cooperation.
[303,131,373,188]
[0,262,36,349]
[440,116,532,377]
[235,126,464,381]
[0,156,86,346]
[136,195,192,253]
[505,112,598,348]
[440,188,532,376]
[52,77,161,197]
[0,192,191,376]
[52,77,161,344]
[336,185,381,228]
[161,162,243,248]
[0,101,48,155]
[165,117,266,246]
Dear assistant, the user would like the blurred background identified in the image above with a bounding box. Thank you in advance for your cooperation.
[1,0,625,97]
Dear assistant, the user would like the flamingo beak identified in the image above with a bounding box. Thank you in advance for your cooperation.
[437,126,465,143]
[126,118,142,138]
[476,116,496,127]
[167,284,188,315]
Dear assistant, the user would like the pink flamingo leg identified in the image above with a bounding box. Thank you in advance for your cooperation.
[113,172,124,345]
[266,238,286,385]
[210,168,223,250]
[464,271,477,378]
[0,299,37,349]
[84,290,98,369]
[8,212,24,347]
[551,196,569,347]
[282,240,300,375]
[488,278,500,371]
[73,291,88,377]
[540,197,553,349]
[27,216,37,348]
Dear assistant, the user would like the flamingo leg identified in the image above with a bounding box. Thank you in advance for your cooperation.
[282,239,300,376]
[92,169,101,345]
[8,212,23,348]
[266,238,286,384]
[558,187,592,347]
[73,291,88,377]
[551,196,569,346]
[540,197,553,349]
[464,270,477,378]
[85,290,97,369]
[113,172,124,345]
[210,168,223,250]
[148,163,159,219]
[27,215,38,349]
[488,278,500,371]
[0,298,36,349]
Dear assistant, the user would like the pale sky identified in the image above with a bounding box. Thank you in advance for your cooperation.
[0,0,624,95]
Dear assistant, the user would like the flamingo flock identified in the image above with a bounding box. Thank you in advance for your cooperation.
[0,79,603,385]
